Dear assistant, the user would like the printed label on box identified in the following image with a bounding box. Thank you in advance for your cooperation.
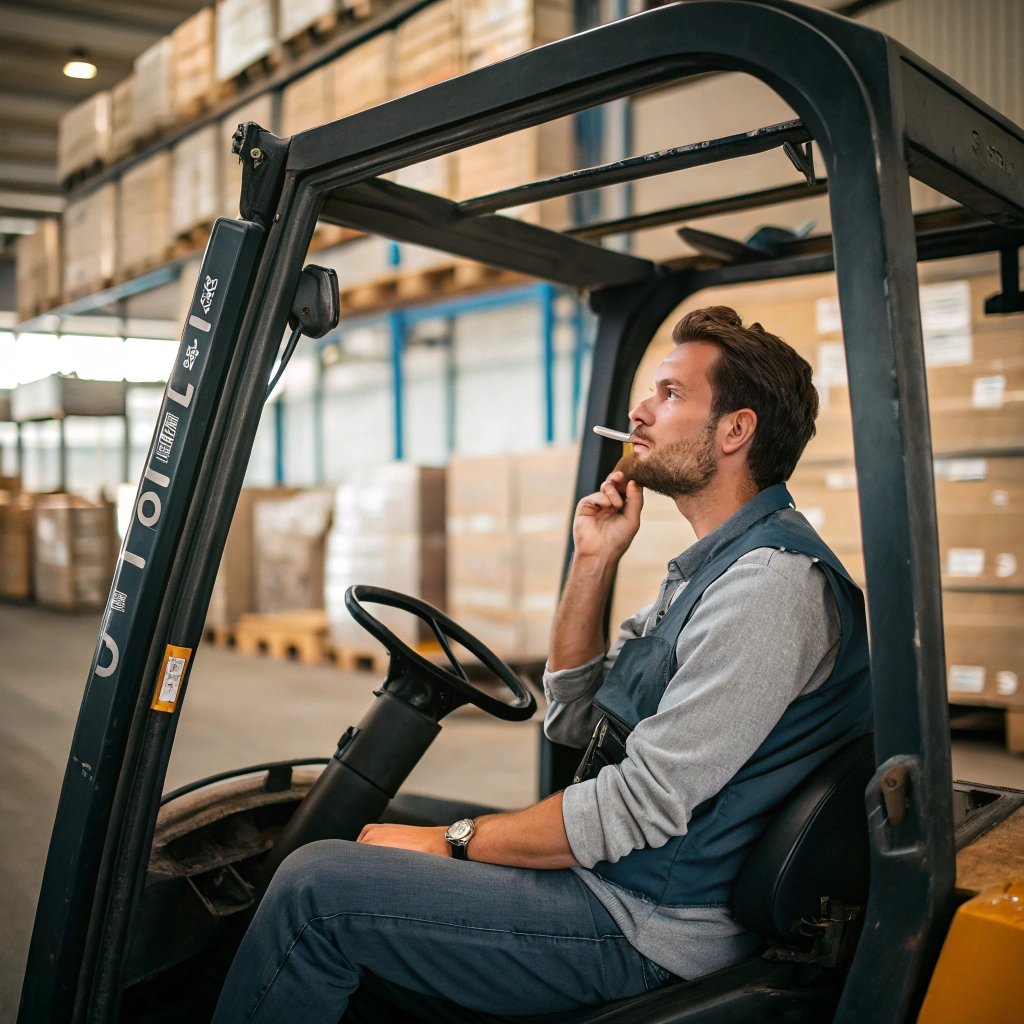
[972,375,1006,409]
[815,297,842,336]
[920,280,970,332]
[934,458,988,482]
[996,672,1019,697]
[992,489,1010,507]
[923,330,972,367]
[945,548,985,576]
[825,469,857,490]
[995,553,1018,578]
[948,664,985,693]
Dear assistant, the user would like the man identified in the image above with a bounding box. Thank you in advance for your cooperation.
[212,306,871,1023]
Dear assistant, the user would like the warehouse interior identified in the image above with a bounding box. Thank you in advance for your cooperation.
[2,0,1023,1020]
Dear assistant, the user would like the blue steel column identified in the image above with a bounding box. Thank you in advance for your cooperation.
[540,283,557,443]
[389,310,406,460]
[273,399,285,484]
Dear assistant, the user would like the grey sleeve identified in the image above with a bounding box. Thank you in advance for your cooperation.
[561,549,841,868]
[542,601,656,748]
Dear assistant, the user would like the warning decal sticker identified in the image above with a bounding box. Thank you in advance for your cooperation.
[151,645,193,713]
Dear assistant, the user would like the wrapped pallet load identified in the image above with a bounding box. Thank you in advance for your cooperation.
[216,0,277,82]
[33,495,116,610]
[171,125,222,240]
[172,7,218,121]
[325,464,447,651]
[109,76,137,161]
[15,219,61,321]
[132,38,175,138]
[118,152,173,278]
[62,185,117,300]
[57,92,111,183]
[0,492,36,601]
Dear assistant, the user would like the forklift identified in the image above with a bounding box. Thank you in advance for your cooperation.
[19,1,1024,1021]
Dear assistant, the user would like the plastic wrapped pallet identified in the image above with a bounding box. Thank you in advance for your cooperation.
[57,92,111,182]
[62,184,117,300]
[220,94,276,217]
[325,465,447,649]
[171,125,222,238]
[172,7,218,120]
[207,486,299,629]
[216,0,277,82]
[0,492,35,601]
[278,0,345,42]
[110,76,137,161]
[328,31,394,118]
[281,63,333,135]
[118,151,173,277]
[15,218,61,321]
[33,495,116,610]
[133,38,175,136]
[11,376,126,422]
[393,0,464,96]
[252,489,334,613]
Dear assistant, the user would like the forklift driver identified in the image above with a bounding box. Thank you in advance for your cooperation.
[212,306,872,1023]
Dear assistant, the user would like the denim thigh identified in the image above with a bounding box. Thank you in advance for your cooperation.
[212,840,660,1023]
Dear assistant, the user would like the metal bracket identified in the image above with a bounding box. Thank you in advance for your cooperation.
[783,139,817,186]
[984,246,1023,314]
[231,121,290,230]
[765,898,863,969]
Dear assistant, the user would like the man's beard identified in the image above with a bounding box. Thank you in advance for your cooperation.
[630,417,719,498]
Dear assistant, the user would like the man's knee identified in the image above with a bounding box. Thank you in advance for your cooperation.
[259,840,363,920]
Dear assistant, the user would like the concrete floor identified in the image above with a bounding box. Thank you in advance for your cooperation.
[2,603,1022,1020]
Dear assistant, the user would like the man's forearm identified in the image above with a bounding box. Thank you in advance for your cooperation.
[470,792,578,869]
[548,554,617,671]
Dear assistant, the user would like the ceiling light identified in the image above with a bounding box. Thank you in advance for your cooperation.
[63,49,97,80]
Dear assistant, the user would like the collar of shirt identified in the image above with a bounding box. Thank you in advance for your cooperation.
[666,484,795,582]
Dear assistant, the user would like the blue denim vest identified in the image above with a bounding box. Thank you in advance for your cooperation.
[585,484,872,907]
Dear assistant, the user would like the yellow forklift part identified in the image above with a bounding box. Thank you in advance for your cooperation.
[917,882,1024,1024]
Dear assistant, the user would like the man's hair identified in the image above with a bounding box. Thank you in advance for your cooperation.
[672,306,818,488]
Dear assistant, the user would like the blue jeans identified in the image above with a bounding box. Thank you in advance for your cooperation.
[211,840,674,1022]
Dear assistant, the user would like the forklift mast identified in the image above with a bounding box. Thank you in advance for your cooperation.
[19,2,1024,1022]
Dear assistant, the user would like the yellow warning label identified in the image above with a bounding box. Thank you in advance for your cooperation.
[151,644,192,713]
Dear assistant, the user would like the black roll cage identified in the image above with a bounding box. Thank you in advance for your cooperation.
[20,2,1024,1023]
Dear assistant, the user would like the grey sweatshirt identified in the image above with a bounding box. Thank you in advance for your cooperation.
[543,507,841,980]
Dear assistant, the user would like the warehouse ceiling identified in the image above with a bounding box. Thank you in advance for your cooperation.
[0,0,206,251]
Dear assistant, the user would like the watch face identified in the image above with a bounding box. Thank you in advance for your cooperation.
[448,819,473,842]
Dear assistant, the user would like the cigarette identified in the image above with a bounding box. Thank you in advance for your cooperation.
[592,425,633,443]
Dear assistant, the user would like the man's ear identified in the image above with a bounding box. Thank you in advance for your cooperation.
[720,408,757,455]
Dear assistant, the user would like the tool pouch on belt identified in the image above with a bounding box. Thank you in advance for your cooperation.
[573,713,631,783]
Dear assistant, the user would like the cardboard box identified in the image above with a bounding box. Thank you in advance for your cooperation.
[133,37,175,135]
[57,92,112,181]
[394,0,464,96]
[118,151,173,276]
[448,453,517,535]
[281,64,334,136]
[328,32,394,119]
[33,495,115,609]
[216,0,277,82]
[252,488,334,612]
[944,590,1024,709]
[207,486,299,628]
[110,75,137,161]
[15,218,61,321]
[333,464,446,536]
[63,183,117,299]
[278,0,339,42]
[171,125,222,237]
[172,7,217,119]
[0,492,34,600]
[11,376,126,421]
[463,0,572,69]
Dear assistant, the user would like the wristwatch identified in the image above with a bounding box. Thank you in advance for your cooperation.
[444,818,476,860]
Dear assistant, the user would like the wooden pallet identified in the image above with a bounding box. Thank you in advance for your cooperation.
[61,159,105,192]
[325,638,446,676]
[950,703,1024,756]
[233,609,330,665]
[203,625,237,649]
[225,49,285,95]
[280,10,342,55]
[308,224,364,252]
[174,83,233,127]
[114,249,176,286]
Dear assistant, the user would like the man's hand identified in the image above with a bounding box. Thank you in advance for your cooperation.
[572,470,644,563]
[357,823,450,857]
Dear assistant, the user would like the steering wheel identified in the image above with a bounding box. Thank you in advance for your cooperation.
[344,585,537,722]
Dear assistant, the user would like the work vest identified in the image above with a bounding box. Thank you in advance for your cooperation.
[578,483,872,907]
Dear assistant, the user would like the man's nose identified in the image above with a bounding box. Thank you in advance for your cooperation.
[628,397,652,424]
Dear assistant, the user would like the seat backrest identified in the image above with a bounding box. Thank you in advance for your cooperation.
[732,733,875,946]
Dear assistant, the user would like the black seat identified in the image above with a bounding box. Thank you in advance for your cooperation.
[348,734,875,1024]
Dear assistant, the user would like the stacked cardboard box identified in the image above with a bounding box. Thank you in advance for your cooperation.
[207,487,299,629]
[447,446,576,661]
[462,0,571,69]
[252,488,335,612]
[33,495,116,610]
[0,492,35,601]
[133,38,176,137]
[220,94,276,218]
[325,464,447,649]
[944,591,1024,710]
[328,31,394,118]
[171,125,222,238]
[62,185,117,299]
[216,0,277,82]
[281,63,334,135]
[57,92,112,182]
[118,152,173,276]
[394,0,463,95]
[110,76,137,161]
[11,376,126,421]
[172,8,218,120]
[15,219,61,321]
